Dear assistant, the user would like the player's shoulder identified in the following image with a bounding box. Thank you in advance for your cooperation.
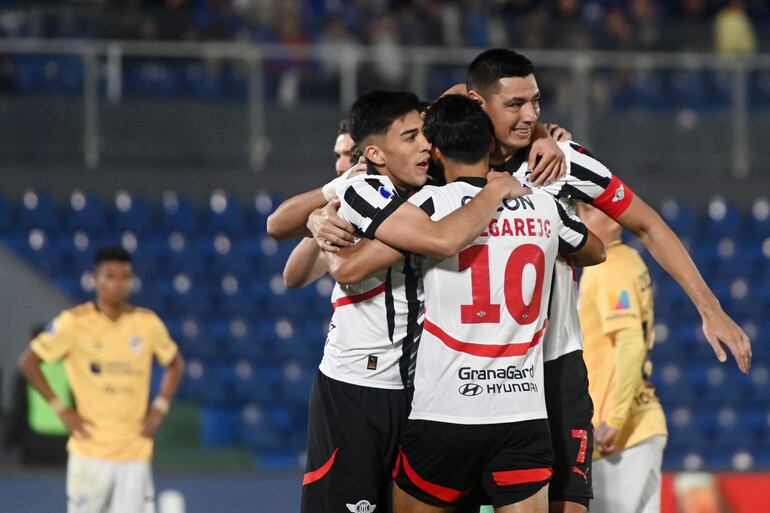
[128,305,162,322]
[66,302,95,319]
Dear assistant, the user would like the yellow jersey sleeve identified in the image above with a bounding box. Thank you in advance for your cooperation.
[594,260,642,335]
[149,314,178,366]
[606,325,647,429]
[30,312,77,362]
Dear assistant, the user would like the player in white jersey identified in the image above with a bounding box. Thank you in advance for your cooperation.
[331,95,605,512]
[284,91,529,513]
[461,48,752,513]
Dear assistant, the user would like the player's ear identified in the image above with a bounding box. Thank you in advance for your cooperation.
[364,144,385,167]
[468,90,484,106]
[430,146,442,166]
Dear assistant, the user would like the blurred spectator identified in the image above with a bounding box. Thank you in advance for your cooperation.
[715,0,758,55]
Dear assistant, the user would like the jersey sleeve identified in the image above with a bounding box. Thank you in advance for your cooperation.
[149,314,179,366]
[30,312,77,362]
[594,261,643,335]
[406,188,440,220]
[547,142,635,219]
[337,175,406,239]
[554,199,588,254]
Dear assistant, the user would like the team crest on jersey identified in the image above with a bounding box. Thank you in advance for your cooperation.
[614,290,631,310]
[612,184,625,203]
[346,500,376,513]
[129,336,143,355]
[378,185,394,199]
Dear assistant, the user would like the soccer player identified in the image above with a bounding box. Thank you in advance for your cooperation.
[577,203,667,513]
[18,245,185,513]
[334,119,362,176]
[296,91,529,513]
[330,94,604,513]
[460,48,750,513]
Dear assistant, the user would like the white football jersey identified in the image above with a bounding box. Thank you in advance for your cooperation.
[319,172,423,389]
[498,140,634,362]
[406,177,589,424]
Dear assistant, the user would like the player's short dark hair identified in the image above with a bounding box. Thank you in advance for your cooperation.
[348,91,421,145]
[467,48,535,98]
[337,118,350,136]
[423,95,494,165]
[93,245,132,268]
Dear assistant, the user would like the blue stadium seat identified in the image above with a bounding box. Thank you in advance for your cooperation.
[159,190,199,234]
[18,190,58,231]
[205,189,243,234]
[244,190,278,235]
[215,275,256,316]
[658,198,698,238]
[231,360,280,404]
[200,405,241,447]
[239,403,283,450]
[702,196,743,240]
[111,190,152,234]
[183,359,231,405]
[747,197,770,238]
[226,318,269,359]
[279,359,317,405]
[64,190,105,232]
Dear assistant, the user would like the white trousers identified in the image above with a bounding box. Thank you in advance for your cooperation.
[591,435,667,513]
[67,454,156,513]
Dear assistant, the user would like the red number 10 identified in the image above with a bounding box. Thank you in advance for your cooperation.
[458,244,545,325]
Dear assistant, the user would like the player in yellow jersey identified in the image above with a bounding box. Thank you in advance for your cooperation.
[19,245,185,513]
[577,204,667,513]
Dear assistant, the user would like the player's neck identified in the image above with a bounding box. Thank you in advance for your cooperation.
[444,160,489,183]
[489,141,522,166]
[95,298,127,323]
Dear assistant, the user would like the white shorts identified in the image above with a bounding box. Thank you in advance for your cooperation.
[591,435,667,513]
[67,453,156,513]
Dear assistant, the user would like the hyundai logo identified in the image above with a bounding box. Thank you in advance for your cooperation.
[458,383,483,396]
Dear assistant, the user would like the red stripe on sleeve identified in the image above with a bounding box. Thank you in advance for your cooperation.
[303,448,339,486]
[591,176,634,219]
[332,283,386,310]
[492,467,553,486]
[423,319,547,358]
[397,449,472,503]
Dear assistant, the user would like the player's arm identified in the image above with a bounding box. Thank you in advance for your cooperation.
[558,143,750,372]
[324,238,403,285]
[554,199,606,265]
[615,195,751,373]
[18,349,92,439]
[142,352,185,438]
[373,174,528,258]
[283,238,329,288]
[266,162,366,241]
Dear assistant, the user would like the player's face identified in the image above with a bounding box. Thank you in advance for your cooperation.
[334,133,357,175]
[379,110,431,190]
[94,261,133,306]
[479,75,541,152]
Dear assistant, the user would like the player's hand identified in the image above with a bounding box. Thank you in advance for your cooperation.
[702,306,752,373]
[59,408,93,439]
[595,422,619,455]
[308,199,355,252]
[140,407,166,439]
[544,122,573,142]
[528,133,566,186]
[487,171,530,199]
[348,156,367,178]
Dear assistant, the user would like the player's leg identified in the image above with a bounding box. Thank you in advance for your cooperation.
[494,486,548,513]
[393,420,486,513]
[544,352,593,513]
[481,419,553,513]
[393,481,454,513]
[591,435,666,513]
[67,454,115,513]
[302,372,406,513]
[109,460,156,513]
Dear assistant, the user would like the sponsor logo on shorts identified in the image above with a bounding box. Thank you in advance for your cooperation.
[458,383,483,396]
[346,500,376,513]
